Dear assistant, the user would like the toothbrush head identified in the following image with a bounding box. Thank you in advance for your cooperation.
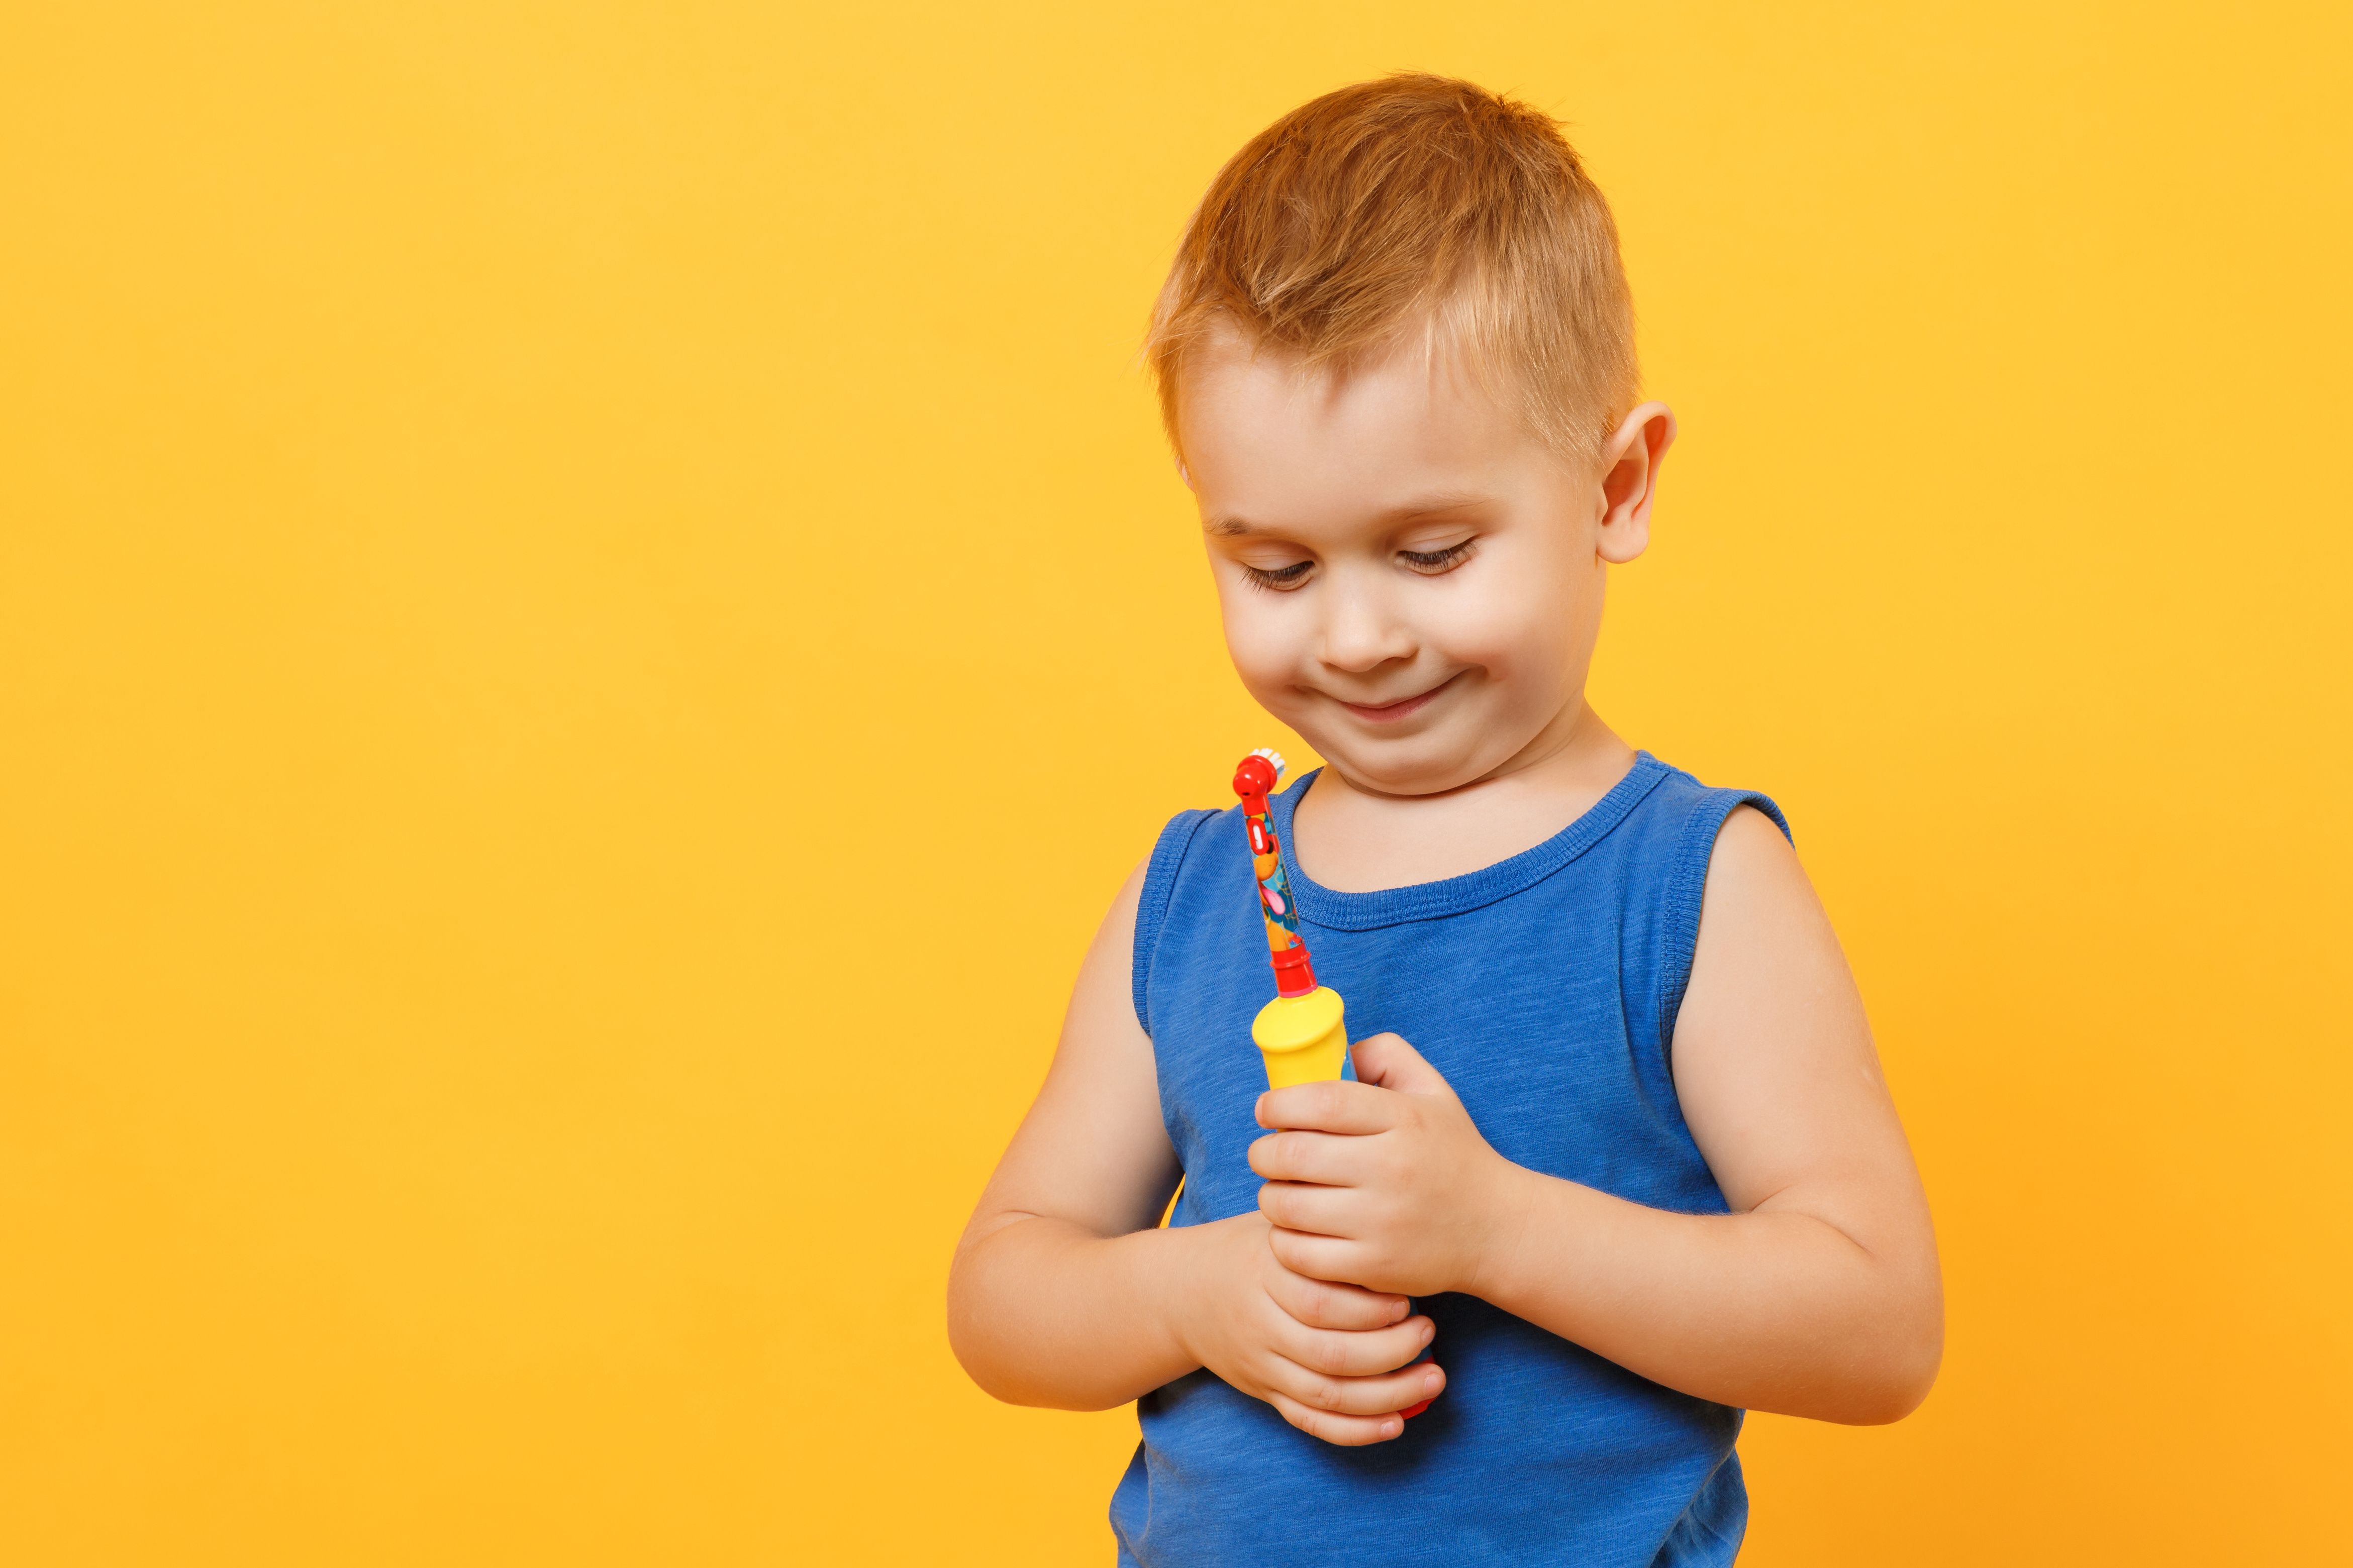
[1232,749,1287,803]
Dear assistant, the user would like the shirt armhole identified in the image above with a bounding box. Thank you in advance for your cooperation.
[1133,809,1219,1039]
[1657,791,1792,1056]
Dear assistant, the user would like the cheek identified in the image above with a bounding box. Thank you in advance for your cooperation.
[1215,585,1311,695]
[1429,572,1578,676]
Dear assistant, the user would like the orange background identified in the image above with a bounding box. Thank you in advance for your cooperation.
[2,3,2347,1561]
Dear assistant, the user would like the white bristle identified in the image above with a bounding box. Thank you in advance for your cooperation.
[1249,747,1288,784]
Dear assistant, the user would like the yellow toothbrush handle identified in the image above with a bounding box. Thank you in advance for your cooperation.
[1251,986,1348,1089]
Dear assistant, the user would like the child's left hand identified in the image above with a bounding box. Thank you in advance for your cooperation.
[1249,1033,1529,1299]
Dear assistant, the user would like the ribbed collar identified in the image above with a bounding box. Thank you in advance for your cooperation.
[1269,753,1672,931]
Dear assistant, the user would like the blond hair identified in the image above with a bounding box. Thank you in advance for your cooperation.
[1147,74,1638,469]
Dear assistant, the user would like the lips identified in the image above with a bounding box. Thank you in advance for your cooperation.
[1336,675,1455,724]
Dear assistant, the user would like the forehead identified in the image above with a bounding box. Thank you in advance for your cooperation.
[1175,335,1549,531]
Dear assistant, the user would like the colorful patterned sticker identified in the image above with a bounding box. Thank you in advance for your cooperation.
[1243,800,1305,960]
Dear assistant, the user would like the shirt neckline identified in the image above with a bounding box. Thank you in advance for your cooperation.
[1269,752,1673,931]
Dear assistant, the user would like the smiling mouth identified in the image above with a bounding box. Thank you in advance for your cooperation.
[1336,675,1457,724]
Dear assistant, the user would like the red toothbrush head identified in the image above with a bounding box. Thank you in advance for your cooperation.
[1232,752,1280,812]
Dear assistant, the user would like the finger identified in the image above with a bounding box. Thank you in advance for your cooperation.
[1262,1267,1408,1331]
[1268,1225,1384,1289]
[1265,1390,1404,1447]
[1275,1313,1437,1379]
[1247,1129,1371,1185]
[1262,1353,1448,1418]
[1255,1079,1398,1134]
[1257,1180,1362,1237]
[1346,1032,1458,1098]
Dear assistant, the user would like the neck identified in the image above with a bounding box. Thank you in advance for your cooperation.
[1291,699,1638,893]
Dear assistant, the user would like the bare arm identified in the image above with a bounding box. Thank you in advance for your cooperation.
[1250,808,1943,1424]
[946,863,1193,1408]
[947,862,1443,1439]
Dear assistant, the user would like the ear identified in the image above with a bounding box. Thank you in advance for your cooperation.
[1174,457,1195,491]
[1596,402,1675,564]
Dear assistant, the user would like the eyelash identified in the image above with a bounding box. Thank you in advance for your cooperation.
[1242,561,1316,592]
[1400,541,1476,573]
[1239,540,1477,592]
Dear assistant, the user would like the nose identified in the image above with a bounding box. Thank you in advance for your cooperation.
[1315,568,1416,675]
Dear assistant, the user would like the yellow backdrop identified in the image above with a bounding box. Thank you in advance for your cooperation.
[4,3,2346,1562]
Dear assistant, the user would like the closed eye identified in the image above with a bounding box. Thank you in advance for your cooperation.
[1242,560,1316,591]
[1399,540,1476,574]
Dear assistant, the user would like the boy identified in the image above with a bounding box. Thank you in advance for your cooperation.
[947,75,1940,1565]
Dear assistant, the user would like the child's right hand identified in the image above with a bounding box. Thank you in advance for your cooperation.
[1170,1212,1445,1446]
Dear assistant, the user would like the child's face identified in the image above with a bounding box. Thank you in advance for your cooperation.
[1178,336,1666,796]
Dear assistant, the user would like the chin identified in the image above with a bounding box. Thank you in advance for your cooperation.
[1311,731,1492,797]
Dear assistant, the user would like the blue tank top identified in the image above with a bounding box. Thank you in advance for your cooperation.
[1111,754,1788,1567]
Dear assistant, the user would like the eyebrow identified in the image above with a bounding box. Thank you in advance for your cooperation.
[1205,493,1493,538]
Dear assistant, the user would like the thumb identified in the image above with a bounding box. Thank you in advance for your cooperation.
[1349,1032,1456,1099]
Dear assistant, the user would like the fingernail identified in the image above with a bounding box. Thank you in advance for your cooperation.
[1423,1368,1442,1392]
[1381,1417,1402,1437]
[1418,1321,1434,1345]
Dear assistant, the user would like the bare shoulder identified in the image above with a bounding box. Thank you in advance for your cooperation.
[1073,857,1148,1043]
[1685,802,1839,971]
[1041,855,1154,1099]
[1702,802,1808,903]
